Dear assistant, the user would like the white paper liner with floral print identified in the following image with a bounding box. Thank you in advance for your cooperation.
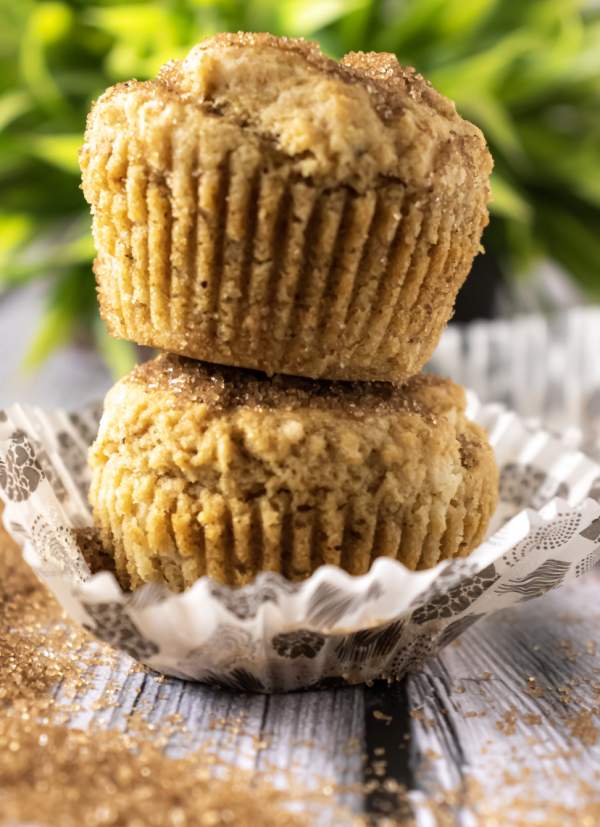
[1,397,600,693]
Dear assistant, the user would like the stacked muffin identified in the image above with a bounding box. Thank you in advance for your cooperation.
[81,33,498,592]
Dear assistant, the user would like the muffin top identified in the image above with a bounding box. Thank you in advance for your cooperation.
[89,32,492,192]
[128,353,465,424]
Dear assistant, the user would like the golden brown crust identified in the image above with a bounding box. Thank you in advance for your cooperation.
[83,33,493,193]
[156,32,491,190]
[88,356,498,591]
[81,33,492,383]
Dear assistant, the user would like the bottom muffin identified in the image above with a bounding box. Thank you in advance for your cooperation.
[88,354,498,591]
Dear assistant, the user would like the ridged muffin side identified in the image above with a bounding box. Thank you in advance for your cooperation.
[81,33,492,382]
[88,355,498,591]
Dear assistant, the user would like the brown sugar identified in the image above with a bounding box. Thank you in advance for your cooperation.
[0,718,306,827]
[0,527,318,827]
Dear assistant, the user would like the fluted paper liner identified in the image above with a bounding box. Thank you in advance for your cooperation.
[91,138,481,383]
[1,396,600,692]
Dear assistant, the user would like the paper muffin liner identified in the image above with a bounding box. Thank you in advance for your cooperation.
[1,396,600,692]
[431,307,600,459]
[88,106,483,383]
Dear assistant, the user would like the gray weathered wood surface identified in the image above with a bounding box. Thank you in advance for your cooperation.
[3,283,600,825]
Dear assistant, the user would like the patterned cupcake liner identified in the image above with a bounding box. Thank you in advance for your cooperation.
[1,396,599,692]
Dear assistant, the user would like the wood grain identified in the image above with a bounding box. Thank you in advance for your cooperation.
[3,287,600,824]
[58,649,367,817]
[402,572,600,823]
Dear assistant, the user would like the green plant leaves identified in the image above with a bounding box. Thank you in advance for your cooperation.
[1,0,598,372]
[0,91,31,131]
[535,202,600,297]
[25,133,81,173]
[18,2,73,112]
[489,173,532,224]
[518,119,600,207]
[94,322,138,379]
[460,97,525,166]
[279,0,367,36]
[429,30,536,100]
[0,213,34,281]
[24,265,96,369]
[85,4,189,78]
[434,0,495,39]
[0,214,94,287]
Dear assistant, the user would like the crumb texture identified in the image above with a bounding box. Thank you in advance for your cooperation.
[80,32,492,383]
[88,355,498,590]
[159,32,491,189]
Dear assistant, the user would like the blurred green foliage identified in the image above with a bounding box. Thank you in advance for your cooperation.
[0,0,599,374]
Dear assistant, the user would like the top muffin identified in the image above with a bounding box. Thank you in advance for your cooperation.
[81,33,492,382]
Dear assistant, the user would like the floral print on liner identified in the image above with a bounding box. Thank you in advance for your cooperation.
[505,512,583,567]
[29,516,89,581]
[307,580,383,628]
[579,516,600,543]
[389,632,439,678]
[177,625,259,678]
[81,601,159,660]
[209,576,301,620]
[2,396,600,691]
[435,613,485,648]
[500,463,569,510]
[334,619,405,666]
[0,431,45,501]
[410,564,500,624]
[68,408,102,446]
[202,668,267,694]
[56,430,89,501]
[495,558,571,600]
[272,630,325,659]
[407,558,482,609]
[575,548,600,578]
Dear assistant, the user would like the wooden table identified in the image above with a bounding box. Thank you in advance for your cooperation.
[3,283,600,825]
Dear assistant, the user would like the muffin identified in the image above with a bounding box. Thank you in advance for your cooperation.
[88,354,498,591]
[81,32,492,383]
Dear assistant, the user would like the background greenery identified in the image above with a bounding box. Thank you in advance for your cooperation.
[1,0,599,375]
